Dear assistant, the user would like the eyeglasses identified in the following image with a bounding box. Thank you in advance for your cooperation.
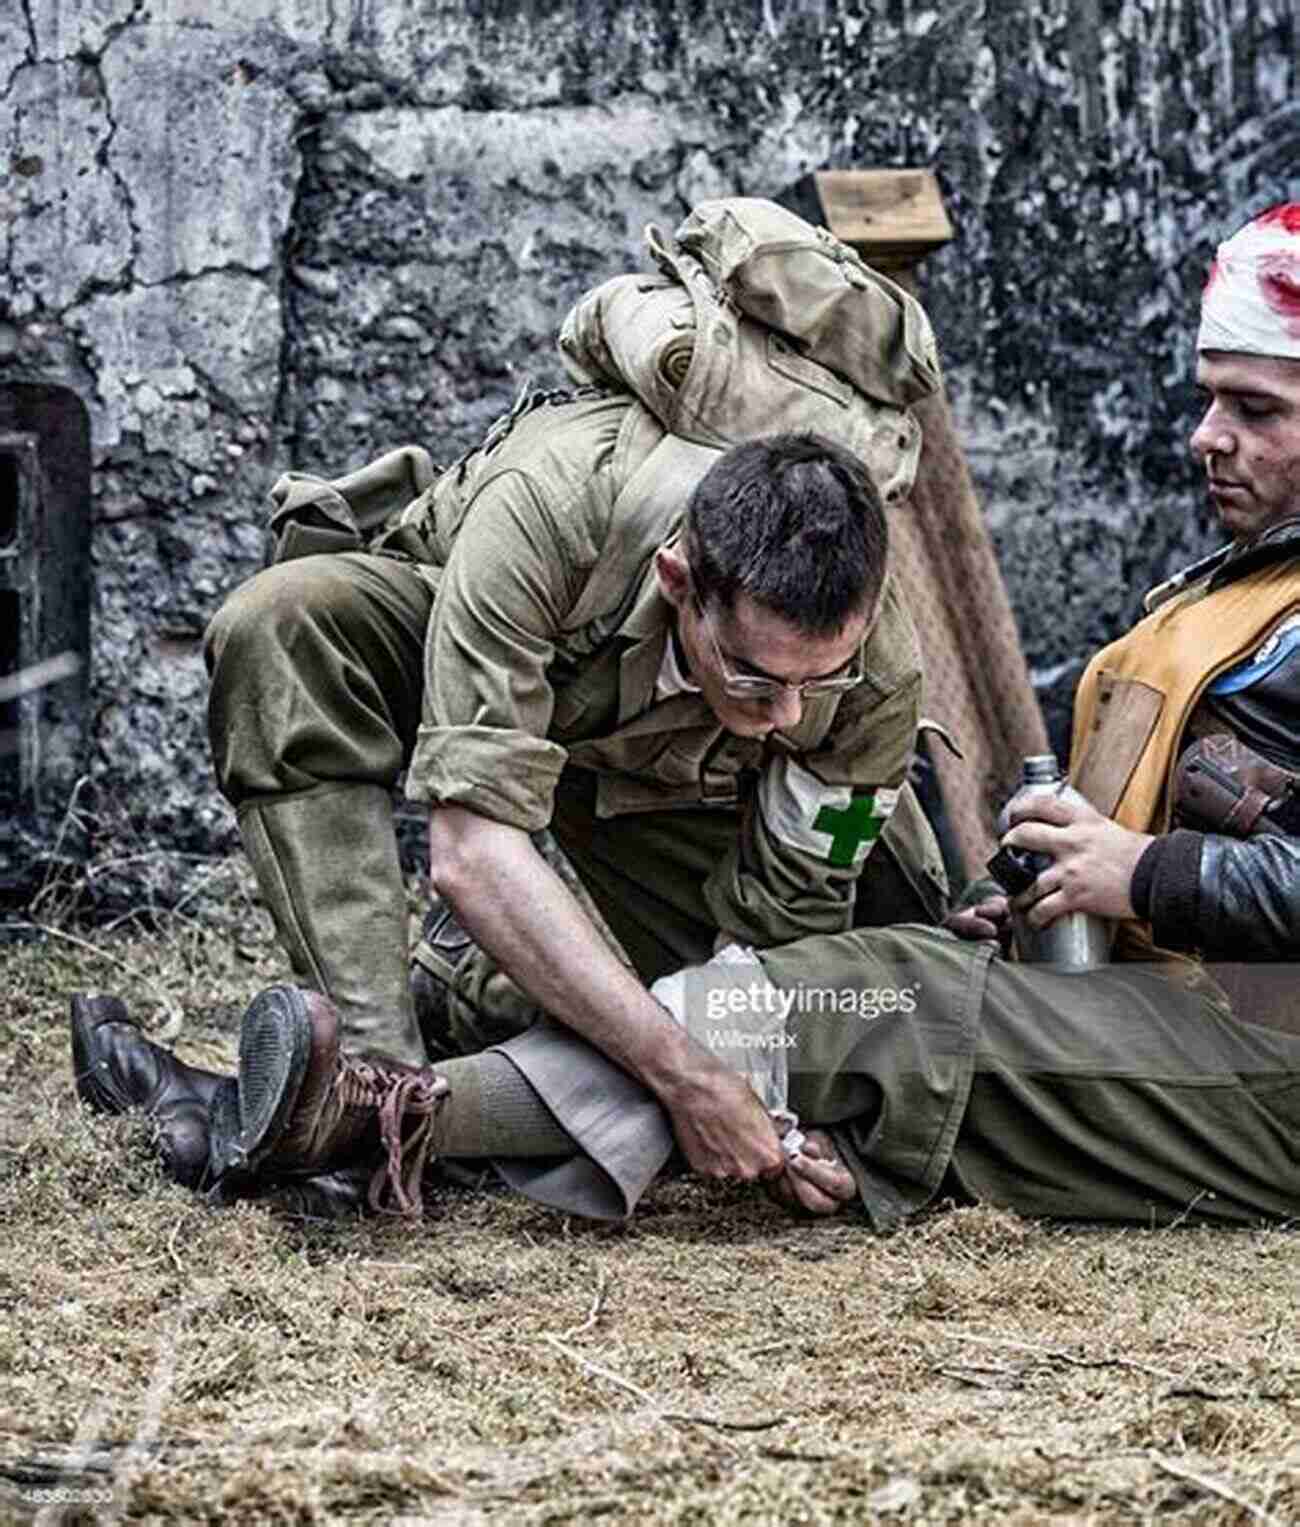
[694,600,865,702]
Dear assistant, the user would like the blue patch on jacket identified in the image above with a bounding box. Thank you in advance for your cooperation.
[1208,616,1300,695]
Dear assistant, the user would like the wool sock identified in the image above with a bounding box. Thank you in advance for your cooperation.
[432,1052,573,1158]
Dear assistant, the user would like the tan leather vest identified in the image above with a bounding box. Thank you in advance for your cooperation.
[1071,561,1300,831]
[1069,560,1300,967]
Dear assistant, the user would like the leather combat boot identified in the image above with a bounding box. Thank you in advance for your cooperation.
[237,785,427,1067]
[209,984,448,1218]
[70,994,226,1189]
[206,1085,373,1221]
[409,898,476,1061]
[259,1164,376,1220]
[409,897,543,1059]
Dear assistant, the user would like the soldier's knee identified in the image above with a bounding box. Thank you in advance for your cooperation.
[204,557,356,679]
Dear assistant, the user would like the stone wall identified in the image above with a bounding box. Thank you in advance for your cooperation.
[3,0,1298,886]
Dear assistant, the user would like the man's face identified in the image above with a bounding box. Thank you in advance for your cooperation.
[1190,351,1300,541]
[678,591,870,739]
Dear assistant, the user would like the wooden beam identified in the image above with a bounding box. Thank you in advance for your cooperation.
[809,169,954,268]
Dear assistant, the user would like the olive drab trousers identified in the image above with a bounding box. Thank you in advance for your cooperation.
[489,925,1300,1228]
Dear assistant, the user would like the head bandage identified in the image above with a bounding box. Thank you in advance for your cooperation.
[1198,204,1300,358]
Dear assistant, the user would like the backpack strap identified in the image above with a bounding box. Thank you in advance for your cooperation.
[563,419,719,631]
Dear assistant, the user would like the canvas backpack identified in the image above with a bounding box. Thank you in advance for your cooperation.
[265,198,941,598]
[557,196,939,508]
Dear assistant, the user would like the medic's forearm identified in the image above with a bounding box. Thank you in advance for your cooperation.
[426,804,704,1096]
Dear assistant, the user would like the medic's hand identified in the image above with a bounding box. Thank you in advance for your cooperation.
[1003,791,1153,924]
[660,1060,786,1183]
[765,1130,859,1217]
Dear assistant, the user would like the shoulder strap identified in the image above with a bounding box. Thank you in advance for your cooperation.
[563,421,719,631]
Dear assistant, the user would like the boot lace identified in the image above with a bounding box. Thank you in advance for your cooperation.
[325,1055,449,1219]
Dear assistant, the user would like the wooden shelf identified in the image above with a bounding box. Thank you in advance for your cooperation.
[782,169,953,269]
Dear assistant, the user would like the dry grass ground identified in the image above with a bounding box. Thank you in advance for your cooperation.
[2,861,1299,1523]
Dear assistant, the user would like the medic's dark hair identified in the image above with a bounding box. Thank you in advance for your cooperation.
[685,433,888,635]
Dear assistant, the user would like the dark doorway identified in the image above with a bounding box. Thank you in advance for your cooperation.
[0,385,91,888]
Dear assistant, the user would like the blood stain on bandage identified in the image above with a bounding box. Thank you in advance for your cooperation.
[1257,252,1300,337]
[1204,257,1221,292]
[1255,203,1300,236]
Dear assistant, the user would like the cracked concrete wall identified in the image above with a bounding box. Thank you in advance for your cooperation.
[2,0,1298,886]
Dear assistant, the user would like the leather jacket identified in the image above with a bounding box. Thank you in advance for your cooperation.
[1131,518,1300,959]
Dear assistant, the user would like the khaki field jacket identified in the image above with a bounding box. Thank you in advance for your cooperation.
[402,389,924,948]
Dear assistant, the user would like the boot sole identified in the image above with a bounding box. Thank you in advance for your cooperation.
[206,1079,250,1200]
[210,985,312,1178]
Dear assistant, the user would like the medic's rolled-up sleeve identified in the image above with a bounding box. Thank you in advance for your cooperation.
[405,468,587,830]
[702,579,924,946]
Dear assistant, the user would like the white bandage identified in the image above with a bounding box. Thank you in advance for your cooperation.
[651,942,792,1115]
[1198,205,1300,359]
